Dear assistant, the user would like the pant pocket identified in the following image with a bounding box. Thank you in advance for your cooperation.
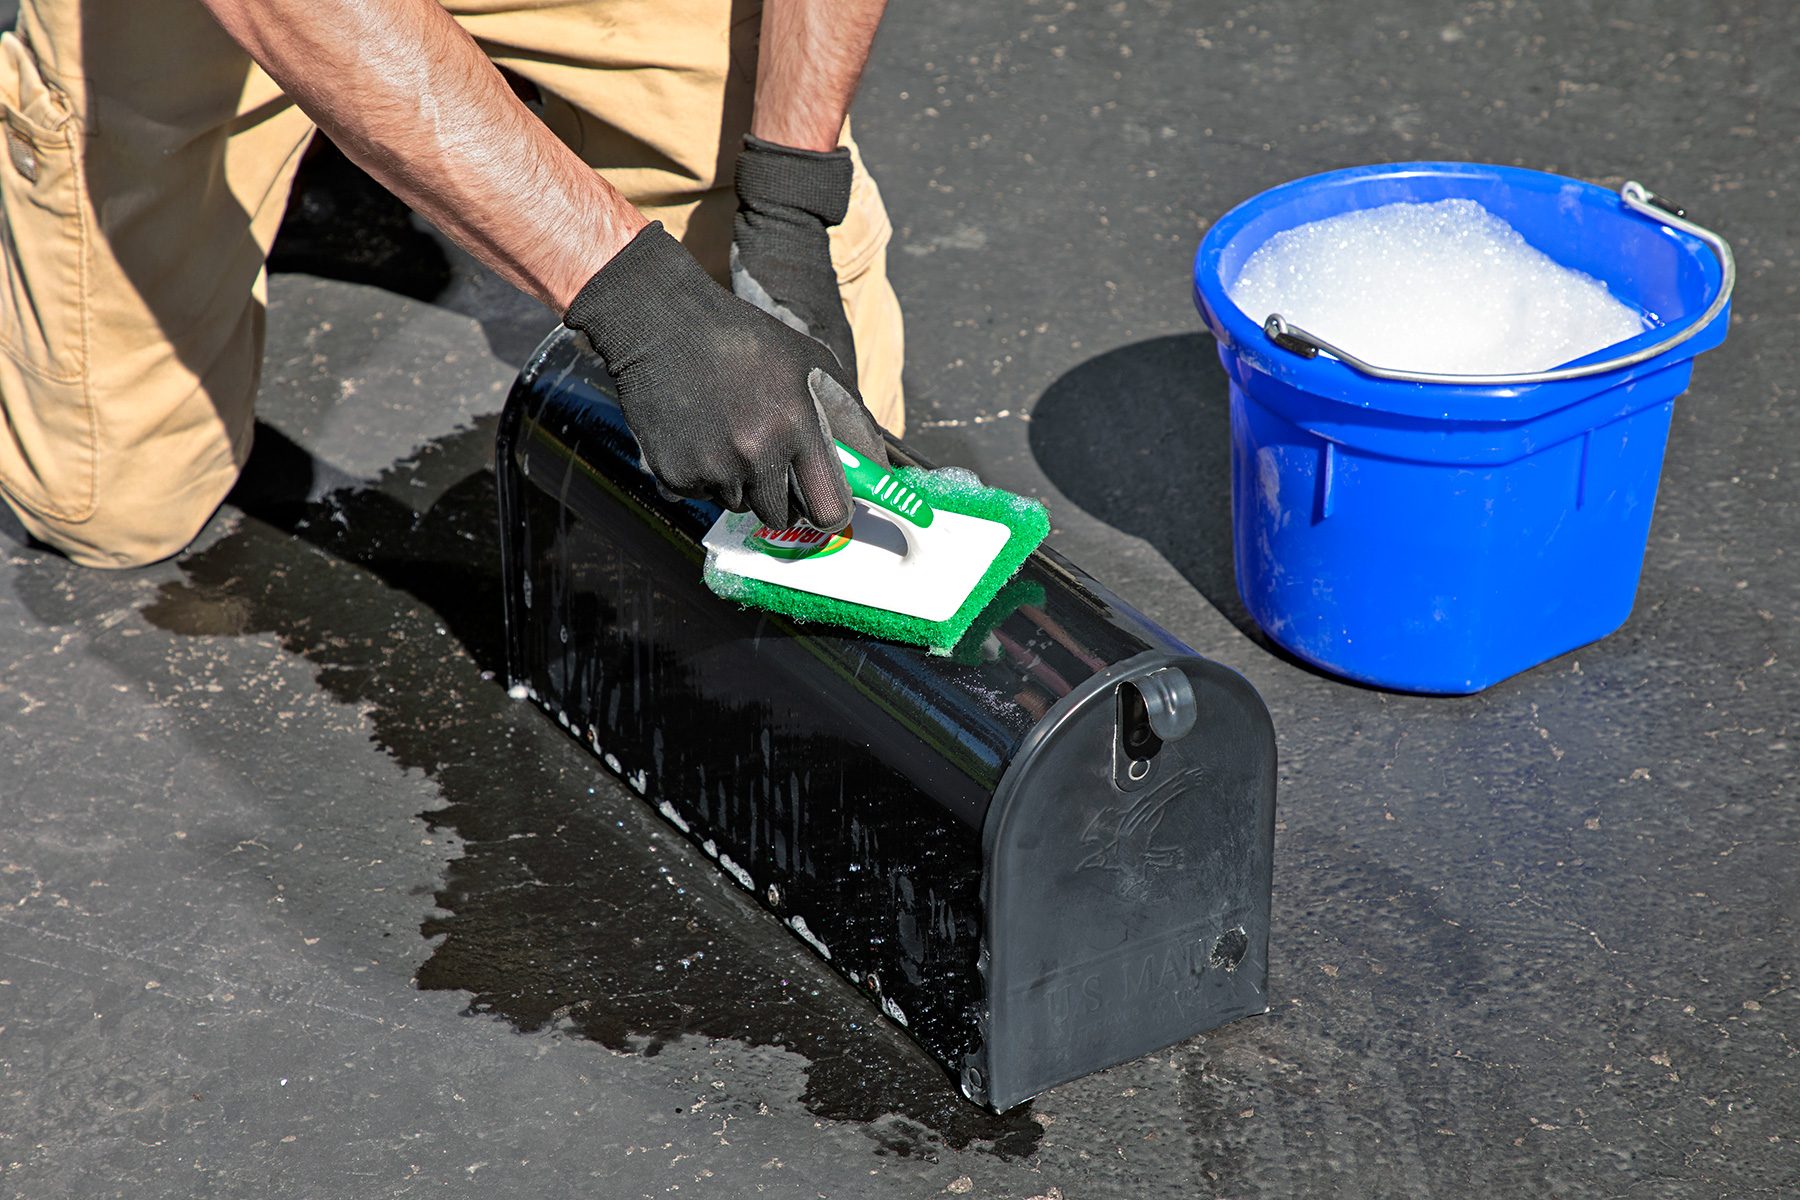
[0,30,95,520]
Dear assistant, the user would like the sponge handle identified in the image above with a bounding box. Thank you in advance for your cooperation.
[836,441,935,529]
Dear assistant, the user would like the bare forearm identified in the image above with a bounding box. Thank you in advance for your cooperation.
[751,0,888,151]
[199,0,643,310]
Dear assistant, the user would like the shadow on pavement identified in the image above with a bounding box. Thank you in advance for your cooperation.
[1028,333,1253,639]
[268,138,454,303]
[1029,334,1385,692]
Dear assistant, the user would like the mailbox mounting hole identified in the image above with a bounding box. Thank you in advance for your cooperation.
[1114,682,1164,790]
[1118,682,1164,762]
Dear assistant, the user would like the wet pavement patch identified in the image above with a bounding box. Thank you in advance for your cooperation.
[138,418,1044,1160]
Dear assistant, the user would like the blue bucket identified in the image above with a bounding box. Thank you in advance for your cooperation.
[1193,162,1733,694]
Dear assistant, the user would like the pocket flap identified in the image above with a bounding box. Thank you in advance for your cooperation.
[1,32,74,141]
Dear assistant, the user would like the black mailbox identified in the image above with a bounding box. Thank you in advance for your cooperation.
[497,327,1277,1110]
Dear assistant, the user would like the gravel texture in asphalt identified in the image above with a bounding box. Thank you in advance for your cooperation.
[2,1,1795,1196]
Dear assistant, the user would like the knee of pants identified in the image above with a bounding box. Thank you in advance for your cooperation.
[0,383,250,572]
[6,471,237,569]
[2,337,255,568]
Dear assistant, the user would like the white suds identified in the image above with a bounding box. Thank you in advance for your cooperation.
[787,915,832,959]
[1227,199,1647,375]
[881,996,910,1027]
[717,853,755,892]
[656,800,690,834]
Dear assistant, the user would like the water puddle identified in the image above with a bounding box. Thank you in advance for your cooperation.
[139,418,1042,1159]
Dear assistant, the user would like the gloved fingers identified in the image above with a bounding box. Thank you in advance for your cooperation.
[638,451,712,503]
[788,422,855,534]
[714,476,746,513]
[806,368,890,468]
[743,464,795,532]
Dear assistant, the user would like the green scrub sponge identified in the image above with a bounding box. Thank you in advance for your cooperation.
[703,465,1050,654]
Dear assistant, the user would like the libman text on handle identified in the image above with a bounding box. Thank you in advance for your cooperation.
[750,522,852,560]
[750,441,934,560]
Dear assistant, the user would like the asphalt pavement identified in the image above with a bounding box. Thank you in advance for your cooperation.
[2,1,1796,1197]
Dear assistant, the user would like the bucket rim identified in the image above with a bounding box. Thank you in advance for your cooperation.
[1192,161,1730,424]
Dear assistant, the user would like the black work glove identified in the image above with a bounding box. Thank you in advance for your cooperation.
[730,134,859,382]
[564,221,888,533]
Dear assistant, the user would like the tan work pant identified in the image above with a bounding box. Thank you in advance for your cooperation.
[0,0,905,568]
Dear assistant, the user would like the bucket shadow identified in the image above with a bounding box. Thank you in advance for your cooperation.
[1029,334,1401,691]
[129,421,1042,1159]
[1029,333,1255,640]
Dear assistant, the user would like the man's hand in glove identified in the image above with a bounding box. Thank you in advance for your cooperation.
[729,135,860,382]
[564,222,889,534]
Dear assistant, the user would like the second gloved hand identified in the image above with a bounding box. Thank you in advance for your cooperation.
[730,134,859,382]
[563,222,889,533]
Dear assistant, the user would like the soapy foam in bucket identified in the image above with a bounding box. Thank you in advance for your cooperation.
[1226,199,1648,375]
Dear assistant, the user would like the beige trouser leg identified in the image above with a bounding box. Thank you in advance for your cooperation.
[0,3,314,568]
[0,0,904,570]
[835,131,905,437]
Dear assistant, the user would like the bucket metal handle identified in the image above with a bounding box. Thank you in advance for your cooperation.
[1257,181,1737,387]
